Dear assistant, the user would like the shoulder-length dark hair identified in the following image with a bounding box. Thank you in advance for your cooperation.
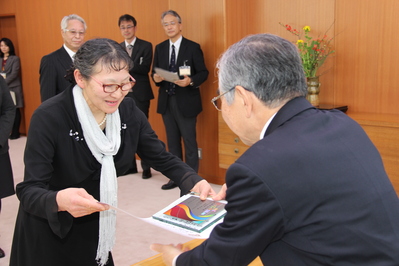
[0,38,16,57]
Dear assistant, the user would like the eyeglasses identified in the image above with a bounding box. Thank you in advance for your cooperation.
[120,25,135,30]
[90,75,136,93]
[64,29,85,36]
[211,86,236,111]
[162,21,178,27]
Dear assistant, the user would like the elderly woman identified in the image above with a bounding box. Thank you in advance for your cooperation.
[10,38,214,266]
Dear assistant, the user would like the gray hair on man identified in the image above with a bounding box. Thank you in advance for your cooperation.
[61,14,87,31]
[217,33,307,108]
[161,10,182,24]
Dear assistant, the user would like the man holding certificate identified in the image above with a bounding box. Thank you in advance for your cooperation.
[152,10,208,190]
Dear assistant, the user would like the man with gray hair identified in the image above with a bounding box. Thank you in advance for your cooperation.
[152,10,208,190]
[39,14,87,102]
[151,33,399,265]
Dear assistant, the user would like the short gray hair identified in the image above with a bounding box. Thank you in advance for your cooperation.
[161,10,182,24]
[217,34,307,108]
[61,14,87,31]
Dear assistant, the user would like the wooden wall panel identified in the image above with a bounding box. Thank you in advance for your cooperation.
[335,0,399,114]
[225,0,336,104]
[0,0,15,15]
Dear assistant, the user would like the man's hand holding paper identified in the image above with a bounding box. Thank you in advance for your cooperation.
[154,67,180,82]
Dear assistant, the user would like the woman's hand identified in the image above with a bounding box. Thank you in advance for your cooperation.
[56,188,109,217]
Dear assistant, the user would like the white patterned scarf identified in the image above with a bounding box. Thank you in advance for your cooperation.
[73,85,121,266]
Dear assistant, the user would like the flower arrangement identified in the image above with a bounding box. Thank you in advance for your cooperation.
[281,23,335,78]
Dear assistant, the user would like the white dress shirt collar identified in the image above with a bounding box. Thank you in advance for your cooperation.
[260,112,277,140]
[63,44,76,61]
[125,37,137,48]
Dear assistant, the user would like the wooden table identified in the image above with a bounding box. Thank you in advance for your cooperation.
[131,238,263,266]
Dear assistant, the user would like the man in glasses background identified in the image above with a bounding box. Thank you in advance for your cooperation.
[152,10,208,190]
[118,14,154,179]
[39,14,86,102]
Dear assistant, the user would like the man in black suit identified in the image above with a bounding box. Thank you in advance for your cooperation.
[39,14,86,102]
[151,34,399,265]
[152,10,208,190]
[118,14,154,179]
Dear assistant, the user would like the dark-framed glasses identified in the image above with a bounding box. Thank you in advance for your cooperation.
[120,25,135,30]
[90,75,136,93]
[211,86,236,111]
[64,29,85,36]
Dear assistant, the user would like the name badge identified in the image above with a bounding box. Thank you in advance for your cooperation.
[179,60,191,76]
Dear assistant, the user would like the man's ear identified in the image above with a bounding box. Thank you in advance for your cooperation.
[74,69,85,88]
[235,86,253,118]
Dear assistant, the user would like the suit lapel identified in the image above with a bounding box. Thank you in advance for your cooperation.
[161,41,170,69]
[131,39,140,61]
[176,38,187,66]
[57,47,73,71]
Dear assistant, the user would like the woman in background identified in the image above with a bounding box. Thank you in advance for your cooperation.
[0,38,23,139]
[0,75,16,259]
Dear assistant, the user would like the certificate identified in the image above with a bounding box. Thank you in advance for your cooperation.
[154,67,180,82]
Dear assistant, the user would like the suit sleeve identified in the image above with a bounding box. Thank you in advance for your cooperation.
[39,55,58,102]
[189,43,208,88]
[177,163,285,265]
[132,41,153,76]
[124,100,203,194]
[5,56,21,85]
[151,44,163,87]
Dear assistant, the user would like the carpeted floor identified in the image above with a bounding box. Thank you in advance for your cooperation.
[0,137,222,266]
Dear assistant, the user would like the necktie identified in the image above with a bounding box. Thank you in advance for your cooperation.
[127,44,133,57]
[168,45,176,95]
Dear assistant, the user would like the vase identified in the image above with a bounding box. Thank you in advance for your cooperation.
[306,76,320,107]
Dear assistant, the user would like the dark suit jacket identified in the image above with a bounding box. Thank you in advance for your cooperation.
[152,37,208,117]
[120,38,154,102]
[39,46,73,102]
[178,97,399,265]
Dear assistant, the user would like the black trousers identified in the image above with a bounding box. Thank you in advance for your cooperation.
[162,95,199,172]
[130,95,151,172]
[10,108,21,138]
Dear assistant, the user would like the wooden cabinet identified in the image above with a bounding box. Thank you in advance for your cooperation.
[218,113,248,169]
[348,112,399,195]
